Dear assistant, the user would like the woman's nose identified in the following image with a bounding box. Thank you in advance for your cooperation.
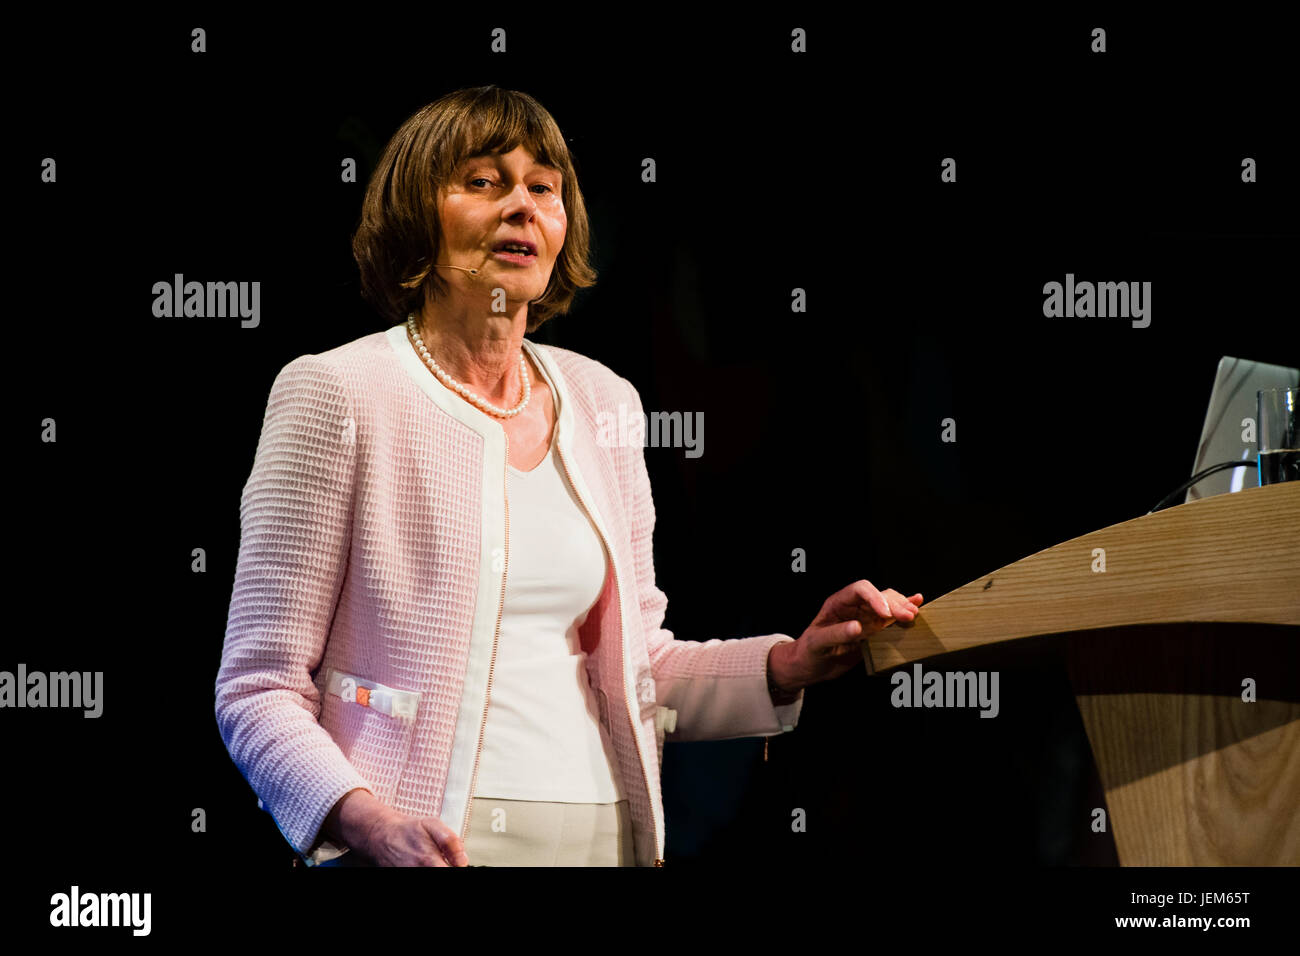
[502,184,538,216]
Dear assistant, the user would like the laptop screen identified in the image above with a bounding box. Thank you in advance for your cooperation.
[1185,356,1300,504]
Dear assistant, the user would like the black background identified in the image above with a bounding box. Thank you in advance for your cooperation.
[11,8,1299,942]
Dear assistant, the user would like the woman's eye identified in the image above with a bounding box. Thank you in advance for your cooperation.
[468,178,554,195]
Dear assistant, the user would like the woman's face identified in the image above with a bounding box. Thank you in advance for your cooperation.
[436,145,567,312]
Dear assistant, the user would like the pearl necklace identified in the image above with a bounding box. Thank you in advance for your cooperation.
[406,314,532,419]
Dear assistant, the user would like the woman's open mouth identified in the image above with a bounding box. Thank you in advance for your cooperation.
[491,240,537,265]
[491,250,536,265]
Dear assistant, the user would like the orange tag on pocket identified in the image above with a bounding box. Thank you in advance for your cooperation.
[356,686,370,707]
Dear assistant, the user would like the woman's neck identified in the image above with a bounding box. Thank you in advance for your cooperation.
[413,301,530,406]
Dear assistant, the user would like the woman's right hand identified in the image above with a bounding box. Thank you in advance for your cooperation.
[360,805,469,867]
[327,788,469,866]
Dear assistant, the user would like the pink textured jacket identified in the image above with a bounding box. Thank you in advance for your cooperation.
[215,323,804,866]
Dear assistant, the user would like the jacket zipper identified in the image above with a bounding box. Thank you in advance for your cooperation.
[553,438,664,866]
[460,431,508,846]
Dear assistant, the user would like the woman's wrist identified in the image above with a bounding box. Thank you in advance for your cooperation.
[767,641,803,703]
[322,787,382,849]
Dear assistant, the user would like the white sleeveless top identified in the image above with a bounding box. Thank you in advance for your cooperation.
[470,422,627,803]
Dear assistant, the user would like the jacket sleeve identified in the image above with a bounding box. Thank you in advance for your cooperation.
[215,354,374,861]
[622,379,805,742]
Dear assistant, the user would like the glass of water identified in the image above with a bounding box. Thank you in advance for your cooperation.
[1257,386,1299,486]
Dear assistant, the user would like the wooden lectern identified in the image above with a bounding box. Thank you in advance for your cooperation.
[862,480,1300,865]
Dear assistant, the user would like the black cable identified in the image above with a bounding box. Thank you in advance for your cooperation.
[1147,459,1256,514]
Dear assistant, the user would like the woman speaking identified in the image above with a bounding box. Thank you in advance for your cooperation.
[214,85,923,867]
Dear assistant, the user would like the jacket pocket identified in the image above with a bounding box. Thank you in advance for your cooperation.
[317,669,419,806]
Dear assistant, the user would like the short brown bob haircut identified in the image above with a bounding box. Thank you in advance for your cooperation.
[352,85,597,333]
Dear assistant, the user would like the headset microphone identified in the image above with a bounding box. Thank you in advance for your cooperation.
[433,252,495,279]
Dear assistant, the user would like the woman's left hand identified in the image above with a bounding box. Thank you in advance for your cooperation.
[771,580,923,692]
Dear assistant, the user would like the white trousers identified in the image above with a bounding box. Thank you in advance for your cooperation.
[461,797,635,866]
